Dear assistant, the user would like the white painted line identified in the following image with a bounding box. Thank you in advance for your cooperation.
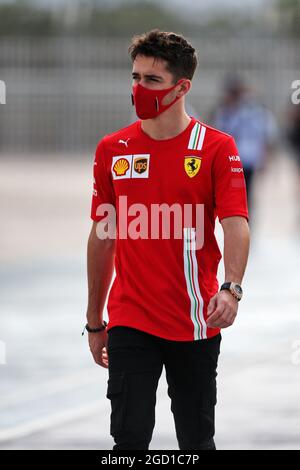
[0,368,106,409]
[0,399,107,443]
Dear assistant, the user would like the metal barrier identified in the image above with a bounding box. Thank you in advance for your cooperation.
[0,35,298,152]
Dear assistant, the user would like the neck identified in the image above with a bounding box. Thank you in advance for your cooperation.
[141,101,191,140]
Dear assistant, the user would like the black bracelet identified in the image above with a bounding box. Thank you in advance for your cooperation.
[82,321,107,336]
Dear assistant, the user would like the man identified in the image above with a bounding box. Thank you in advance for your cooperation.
[287,103,300,227]
[85,30,250,450]
[213,74,278,215]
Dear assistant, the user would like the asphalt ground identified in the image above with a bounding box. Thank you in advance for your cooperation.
[0,151,299,449]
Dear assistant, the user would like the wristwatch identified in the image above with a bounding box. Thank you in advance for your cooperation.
[220,282,243,301]
[82,320,107,336]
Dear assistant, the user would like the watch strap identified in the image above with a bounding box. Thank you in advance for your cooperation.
[220,282,231,290]
[82,321,107,336]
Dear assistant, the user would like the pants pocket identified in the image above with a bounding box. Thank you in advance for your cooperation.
[106,372,126,436]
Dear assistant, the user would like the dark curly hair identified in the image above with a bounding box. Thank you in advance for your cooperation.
[128,29,198,83]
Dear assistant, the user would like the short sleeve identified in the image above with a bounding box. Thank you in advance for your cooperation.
[90,138,115,222]
[213,135,249,222]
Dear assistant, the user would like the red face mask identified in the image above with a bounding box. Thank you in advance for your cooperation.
[131,80,184,120]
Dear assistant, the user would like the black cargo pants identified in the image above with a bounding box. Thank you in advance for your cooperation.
[106,325,221,450]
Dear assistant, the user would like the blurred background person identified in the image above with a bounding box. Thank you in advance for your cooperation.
[287,103,300,226]
[212,74,278,218]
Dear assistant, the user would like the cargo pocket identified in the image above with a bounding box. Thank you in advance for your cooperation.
[106,372,126,436]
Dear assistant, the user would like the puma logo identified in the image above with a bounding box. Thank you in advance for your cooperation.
[119,138,130,148]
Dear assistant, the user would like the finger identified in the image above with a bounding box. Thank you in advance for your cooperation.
[207,296,217,316]
[207,307,230,328]
[100,363,109,369]
[101,348,109,363]
[208,319,226,328]
[102,351,109,365]
[92,350,108,368]
[92,352,102,365]
[207,305,226,326]
[99,350,109,367]
[210,319,230,328]
[226,311,237,325]
[210,309,234,328]
[218,315,236,328]
[97,357,109,369]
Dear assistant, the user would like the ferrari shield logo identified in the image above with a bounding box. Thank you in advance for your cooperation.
[184,157,201,178]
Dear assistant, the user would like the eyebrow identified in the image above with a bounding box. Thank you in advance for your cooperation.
[132,72,163,80]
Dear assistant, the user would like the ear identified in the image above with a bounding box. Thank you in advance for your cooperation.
[176,79,191,96]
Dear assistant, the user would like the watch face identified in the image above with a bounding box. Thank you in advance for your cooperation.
[234,285,243,296]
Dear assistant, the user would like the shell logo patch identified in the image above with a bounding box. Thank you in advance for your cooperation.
[113,158,130,177]
[184,157,201,178]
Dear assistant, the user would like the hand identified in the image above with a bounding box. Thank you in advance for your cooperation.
[206,290,239,329]
[88,329,109,368]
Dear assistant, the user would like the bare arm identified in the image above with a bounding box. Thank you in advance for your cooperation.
[86,221,116,367]
[221,216,250,284]
[207,216,250,329]
[86,221,116,326]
